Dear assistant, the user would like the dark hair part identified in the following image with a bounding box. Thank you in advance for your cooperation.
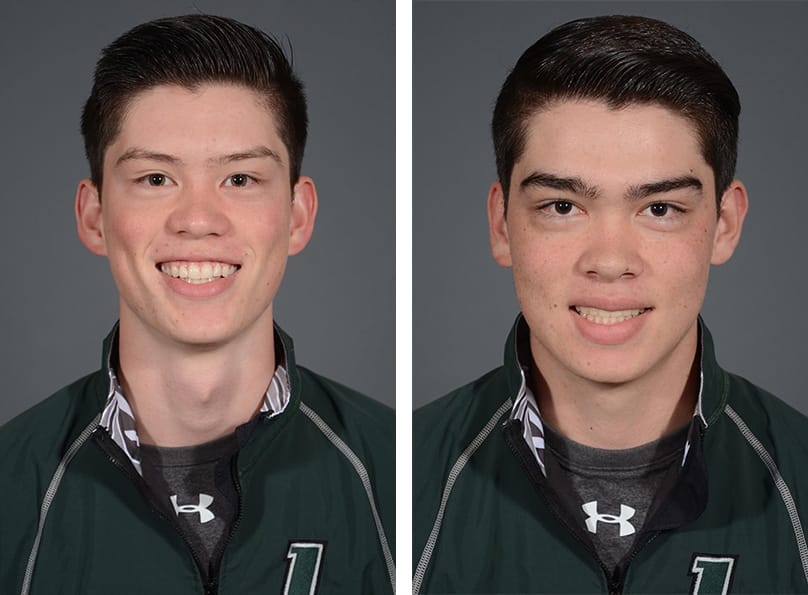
[492,15,740,208]
[81,14,307,190]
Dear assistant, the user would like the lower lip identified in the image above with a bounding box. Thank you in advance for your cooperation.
[571,308,650,345]
[161,269,238,298]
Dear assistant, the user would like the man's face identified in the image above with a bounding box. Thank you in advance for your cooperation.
[489,100,746,387]
[76,83,315,348]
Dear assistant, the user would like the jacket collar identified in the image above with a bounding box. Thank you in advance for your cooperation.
[696,318,730,427]
[503,313,727,478]
[95,322,299,475]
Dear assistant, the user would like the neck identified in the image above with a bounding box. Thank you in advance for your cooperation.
[116,315,277,447]
[532,329,699,449]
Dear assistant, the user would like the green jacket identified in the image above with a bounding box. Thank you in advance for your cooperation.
[0,326,395,595]
[413,317,808,594]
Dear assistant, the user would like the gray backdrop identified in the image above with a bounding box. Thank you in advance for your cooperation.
[0,0,394,423]
[414,1,808,412]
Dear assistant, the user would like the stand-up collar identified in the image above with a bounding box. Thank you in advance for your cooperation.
[696,320,730,427]
[95,322,296,475]
[504,314,726,478]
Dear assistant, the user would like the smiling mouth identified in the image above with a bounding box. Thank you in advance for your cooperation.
[573,306,649,325]
[159,261,240,284]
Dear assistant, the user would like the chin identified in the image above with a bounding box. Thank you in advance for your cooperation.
[164,323,237,349]
[564,346,653,387]
[575,367,645,387]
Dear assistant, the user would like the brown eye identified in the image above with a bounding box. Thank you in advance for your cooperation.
[148,174,166,186]
[554,201,573,215]
[226,173,257,187]
[649,203,669,217]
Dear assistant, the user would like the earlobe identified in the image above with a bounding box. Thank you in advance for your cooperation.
[488,181,513,268]
[711,180,749,265]
[75,179,108,256]
[288,176,318,256]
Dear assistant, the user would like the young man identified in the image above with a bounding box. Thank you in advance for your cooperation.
[0,15,394,595]
[414,15,808,594]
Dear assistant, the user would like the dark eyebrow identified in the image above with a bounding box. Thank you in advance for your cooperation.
[626,176,703,201]
[519,172,600,200]
[519,171,704,202]
[115,148,182,168]
[114,146,284,169]
[208,146,283,167]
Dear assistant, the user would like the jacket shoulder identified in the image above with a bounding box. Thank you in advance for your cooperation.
[0,370,103,467]
[0,371,104,591]
[413,368,513,563]
[414,366,511,454]
[296,366,393,438]
[721,371,808,467]
[295,366,395,550]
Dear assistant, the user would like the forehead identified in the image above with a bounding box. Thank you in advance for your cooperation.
[107,83,287,166]
[516,100,710,186]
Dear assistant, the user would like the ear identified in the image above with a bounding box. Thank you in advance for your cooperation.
[75,179,107,256]
[487,181,513,267]
[711,180,749,265]
[288,176,318,256]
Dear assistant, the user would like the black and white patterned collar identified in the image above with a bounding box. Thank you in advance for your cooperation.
[99,328,291,476]
[509,317,707,478]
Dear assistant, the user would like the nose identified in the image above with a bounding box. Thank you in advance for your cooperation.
[165,182,231,238]
[576,216,644,281]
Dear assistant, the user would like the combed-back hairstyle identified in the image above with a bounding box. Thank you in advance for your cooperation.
[492,15,740,208]
[81,14,307,191]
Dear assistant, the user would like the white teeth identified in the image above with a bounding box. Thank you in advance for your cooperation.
[160,261,238,284]
[574,306,646,325]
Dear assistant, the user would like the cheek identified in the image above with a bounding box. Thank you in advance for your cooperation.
[512,256,553,295]
[657,236,713,307]
[102,210,151,259]
[508,232,560,305]
[252,198,290,231]
[253,216,289,252]
[244,210,292,275]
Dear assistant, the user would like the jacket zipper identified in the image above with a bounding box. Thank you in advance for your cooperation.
[608,421,709,593]
[204,451,244,595]
[608,531,660,594]
[505,423,674,594]
[93,430,214,594]
[503,424,619,592]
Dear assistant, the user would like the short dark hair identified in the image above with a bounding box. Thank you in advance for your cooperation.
[492,15,740,208]
[81,14,307,191]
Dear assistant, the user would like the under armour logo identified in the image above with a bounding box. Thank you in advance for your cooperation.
[170,494,215,524]
[582,501,636,537]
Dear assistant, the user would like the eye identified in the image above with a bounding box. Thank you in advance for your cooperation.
[140,173,174,187]
[642,202,687,220]
[539,200,578,216]
[224,173,255,187]
[553,201,574,215]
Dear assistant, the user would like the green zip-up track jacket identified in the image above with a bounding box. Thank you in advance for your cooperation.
[0,326,395,595]
[414,317,808,594]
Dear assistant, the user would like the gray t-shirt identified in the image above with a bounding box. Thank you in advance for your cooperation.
[139,433,240,582]
[543,422,689,572]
